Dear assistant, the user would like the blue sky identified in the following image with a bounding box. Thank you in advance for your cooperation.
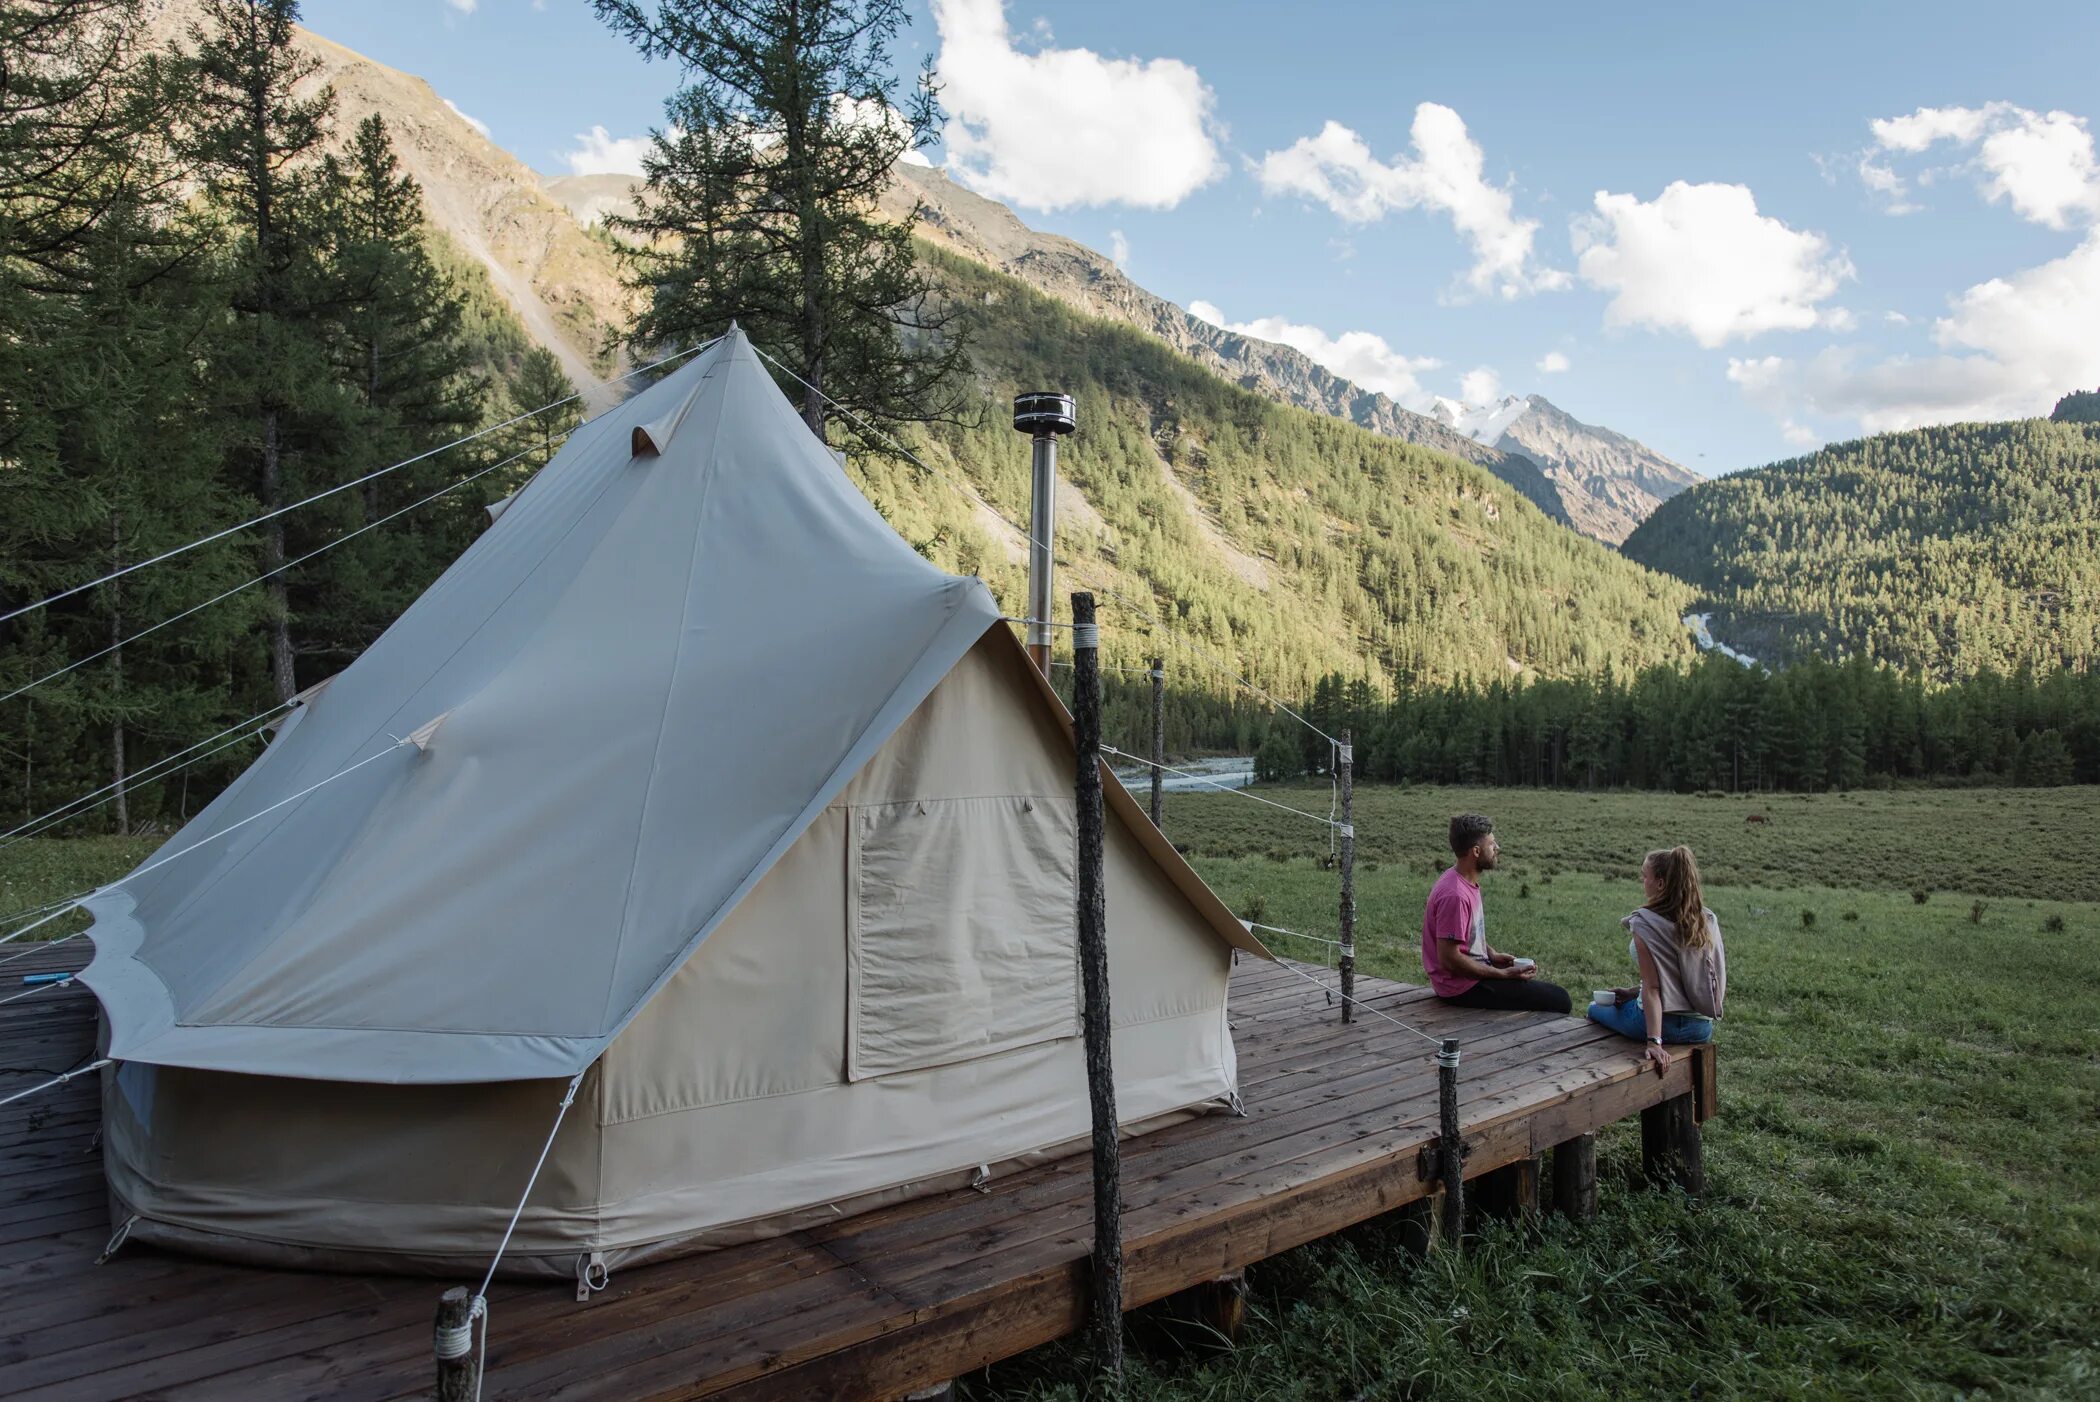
[305,0,2100,474]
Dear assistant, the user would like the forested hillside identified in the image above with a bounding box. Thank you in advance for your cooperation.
[848,249,1697,730]
[1265,656,2100,793]
[1621,420,2100,678]
[0,3,580,837]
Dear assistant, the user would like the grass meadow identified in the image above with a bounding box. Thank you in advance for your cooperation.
[975,784,2100,1400]
[4,786,2096,1399]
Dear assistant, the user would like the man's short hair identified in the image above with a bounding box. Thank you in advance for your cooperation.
[1450,814,1493,857]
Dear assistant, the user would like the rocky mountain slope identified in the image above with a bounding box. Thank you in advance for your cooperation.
[142,0,634,409]
[1434,394,1702,543]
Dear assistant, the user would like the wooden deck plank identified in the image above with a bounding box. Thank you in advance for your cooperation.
[0,956,1707,1401]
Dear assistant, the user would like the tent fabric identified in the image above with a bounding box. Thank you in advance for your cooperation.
[102,630,1243,1274]
[78,329,1003,1084]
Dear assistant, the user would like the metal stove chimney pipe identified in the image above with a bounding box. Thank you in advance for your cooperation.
[1013,391,1076,675]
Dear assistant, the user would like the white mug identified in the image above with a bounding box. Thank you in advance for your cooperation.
[1593,988,1618,1007]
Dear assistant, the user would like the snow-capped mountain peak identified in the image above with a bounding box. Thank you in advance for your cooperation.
[1431,393,1534,445]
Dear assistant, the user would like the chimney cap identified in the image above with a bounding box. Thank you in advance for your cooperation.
[1012,391,1076,437]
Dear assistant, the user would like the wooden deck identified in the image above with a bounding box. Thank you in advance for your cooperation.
[0,943,1713,1400]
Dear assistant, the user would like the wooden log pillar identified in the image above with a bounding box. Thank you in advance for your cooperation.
[1550,1134,1599,1220]
[1471,1153,1541,1224]
[1436,1039,1464,1248]
[433,1286,480,1402]
[1071,592,1125,1382]
[1337,730,1355,1023]
[1148,656,1165,831]
[1641,1092,1705,1195]
[1147,1270,1250,1352]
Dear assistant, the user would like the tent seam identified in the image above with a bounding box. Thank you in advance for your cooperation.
[591,346,739,1034]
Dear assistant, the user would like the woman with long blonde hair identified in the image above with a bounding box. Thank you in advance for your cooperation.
[1587,846,1727,1074]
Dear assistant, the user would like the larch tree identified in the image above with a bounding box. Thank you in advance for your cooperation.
[306,112,488,663]
[592,0,968,441]
[179,0,358,703]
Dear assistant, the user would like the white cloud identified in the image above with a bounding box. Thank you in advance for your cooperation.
[1871,104,1998,152]
[1536,350,1570,374]
[1870,103,2100,229]
[1108,230,1130,267]
[1460,366,1502,404]
[442,99,489,139]
[444,0,476,13]
[1884,310,1911,325]
[1186,300,1441,405]
[1255,106,1568,299]
[1729,231,2100,432]
[932,0,1223,211]
[1573,181,1852,347]
[1856,156,1919,215]
[563,126,652,177]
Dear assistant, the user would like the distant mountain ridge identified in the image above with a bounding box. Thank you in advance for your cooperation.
[1434,394,1704,544]
[543,163,1697,541]
[1621,418,2100,678]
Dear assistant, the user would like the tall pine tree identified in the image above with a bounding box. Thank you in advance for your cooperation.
[180,0,360,702]
[593,0,967,440]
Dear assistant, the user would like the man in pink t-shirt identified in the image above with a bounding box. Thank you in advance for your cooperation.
[1421,814,1571,1013]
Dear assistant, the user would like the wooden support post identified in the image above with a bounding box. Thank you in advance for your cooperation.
[1337,729,1355,1023]
[1550,1134,1599,1220]
[1436,1038,1464,1249]
[1148,656,1165,831]
[1472,1153,1541,1223]
[1391,1196,1439,1257]
[433,1286,480,1402]
[1071,591,1124,1383]
[1641,1092,1705,1195]
[1691,1043,1718,1122]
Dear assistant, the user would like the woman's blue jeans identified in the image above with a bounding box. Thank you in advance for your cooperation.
[1586,995,1714,1044]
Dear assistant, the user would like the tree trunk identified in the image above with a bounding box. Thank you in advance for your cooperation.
[109,511,128,834]
[364,333,381,521]
[261,407,295,703]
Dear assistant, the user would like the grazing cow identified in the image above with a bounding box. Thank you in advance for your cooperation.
[1746,813,1769,825]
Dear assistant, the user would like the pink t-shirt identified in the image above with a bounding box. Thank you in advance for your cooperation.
[1421,866,1486,997]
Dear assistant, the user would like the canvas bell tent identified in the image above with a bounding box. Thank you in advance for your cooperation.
[76,329,1265,1278]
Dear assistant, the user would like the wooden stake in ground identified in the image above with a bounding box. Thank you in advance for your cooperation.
[1437,1038,1465,1248]
[1071,591,1125,1381]
[1338,729,1355,1023]
[433,1286,480,1400]
[1149,656,1165,831]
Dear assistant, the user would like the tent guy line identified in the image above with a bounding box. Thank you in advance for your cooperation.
[0,335,725,629]
[2,442,560,707]
[749,343,1065,566]
[0,928,81,970]
[747,341,1342,753]
[0,1056,110,1110]
[0,709,285,853]
[0,738,417,949]
[1269,958,1444,1049]
[454,1069,589,1402]
[0,974,73,1006]
[1099,744,1344,828]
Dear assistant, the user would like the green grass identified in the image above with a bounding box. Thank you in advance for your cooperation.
[972,785,2100,1400]
[7,789,2098,1399]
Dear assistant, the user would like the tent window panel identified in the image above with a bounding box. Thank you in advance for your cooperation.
[847,794,1077,1082]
